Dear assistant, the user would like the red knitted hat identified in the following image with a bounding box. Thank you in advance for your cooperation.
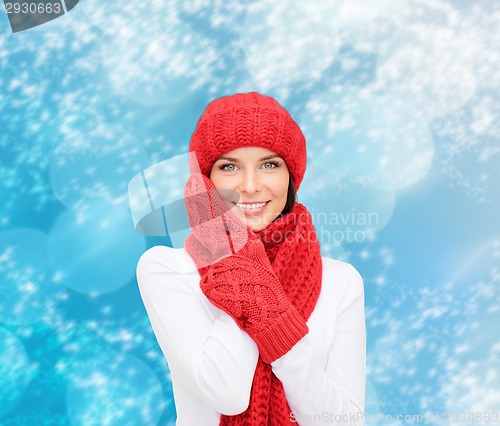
[188,92,307,191]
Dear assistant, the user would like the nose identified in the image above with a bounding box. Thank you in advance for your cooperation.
[238,170,262,194]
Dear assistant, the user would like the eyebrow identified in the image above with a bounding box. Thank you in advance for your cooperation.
[214,154,282,162]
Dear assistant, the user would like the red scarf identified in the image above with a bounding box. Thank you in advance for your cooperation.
[186,202,322,425]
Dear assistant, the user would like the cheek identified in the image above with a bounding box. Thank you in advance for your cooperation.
[269,176,289,201]
[268,181,288,220]
[209,169,225,189]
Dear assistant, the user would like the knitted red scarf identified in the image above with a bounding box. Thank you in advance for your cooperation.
[187,201,323,425]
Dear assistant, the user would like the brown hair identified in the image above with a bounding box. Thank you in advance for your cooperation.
[278,175,297,218]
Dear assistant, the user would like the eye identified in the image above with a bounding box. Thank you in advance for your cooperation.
[218,163,237,171]
[263,161,281,169]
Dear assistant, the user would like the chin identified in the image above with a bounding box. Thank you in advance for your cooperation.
[247,221,267,232]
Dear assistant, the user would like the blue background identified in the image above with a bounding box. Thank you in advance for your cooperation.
[1,0,499,425]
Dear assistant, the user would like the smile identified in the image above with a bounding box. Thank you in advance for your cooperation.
[236,201,268,210]
[234,201,270,216]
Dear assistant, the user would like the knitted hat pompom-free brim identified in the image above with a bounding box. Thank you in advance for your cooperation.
[189,91,307,191]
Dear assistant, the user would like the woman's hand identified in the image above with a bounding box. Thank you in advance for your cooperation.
[199,251,308,364]
[184,172,250,269]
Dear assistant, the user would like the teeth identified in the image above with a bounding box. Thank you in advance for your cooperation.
[237,202,266,210]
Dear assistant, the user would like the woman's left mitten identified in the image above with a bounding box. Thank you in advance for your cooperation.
[200,255,308,363]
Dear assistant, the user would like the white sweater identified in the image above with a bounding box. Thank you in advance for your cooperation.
[136,245,366,425]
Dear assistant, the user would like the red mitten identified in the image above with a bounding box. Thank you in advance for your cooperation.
[200,240,309,364]
[184,172,249,269]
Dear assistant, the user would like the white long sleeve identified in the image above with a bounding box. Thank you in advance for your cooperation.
[136,245,259,419]
[136,245,366,426]
[271,264,366,425]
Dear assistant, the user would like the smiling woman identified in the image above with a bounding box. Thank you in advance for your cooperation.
[136,92,366,425]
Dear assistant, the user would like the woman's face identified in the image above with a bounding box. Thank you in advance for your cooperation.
[209,146,290,232]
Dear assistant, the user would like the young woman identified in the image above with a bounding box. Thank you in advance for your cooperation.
[136,92,366,425]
